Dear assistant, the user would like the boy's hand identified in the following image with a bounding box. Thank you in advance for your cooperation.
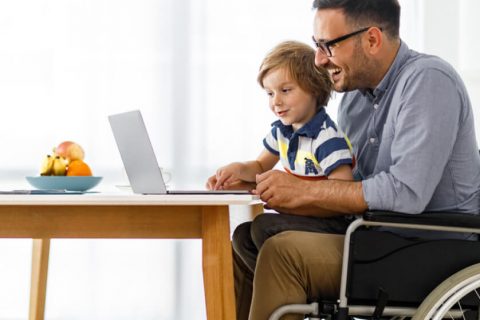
[205,162,246,190]
[205,174,219,190]
[206,175,255,191]
[213,162,244,190]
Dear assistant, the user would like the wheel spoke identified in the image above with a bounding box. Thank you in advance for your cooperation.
[457,301,465,320]
[413,264,480,320]
[474,289,480,301]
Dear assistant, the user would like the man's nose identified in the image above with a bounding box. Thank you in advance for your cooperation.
[315,49,330,67]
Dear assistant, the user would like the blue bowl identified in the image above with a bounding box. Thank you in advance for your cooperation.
[26,176,102,191]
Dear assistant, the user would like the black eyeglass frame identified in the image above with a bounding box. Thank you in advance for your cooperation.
[312,26,380,57]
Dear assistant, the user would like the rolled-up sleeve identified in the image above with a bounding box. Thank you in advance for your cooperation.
[362,68,462,213]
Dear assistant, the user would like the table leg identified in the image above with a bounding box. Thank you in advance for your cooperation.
[201,206,236,320]
[29,238,50,320]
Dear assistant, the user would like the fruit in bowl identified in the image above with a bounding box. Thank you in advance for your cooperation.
[67,160,92,176]
[54,141,85,163]
[39,141,93,176]
[40,155,68,176]
[33,141,101,191]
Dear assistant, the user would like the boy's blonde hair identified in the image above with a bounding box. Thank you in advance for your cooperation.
[257,41,332,107]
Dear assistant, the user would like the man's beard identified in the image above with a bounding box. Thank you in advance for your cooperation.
[346,40,379,91]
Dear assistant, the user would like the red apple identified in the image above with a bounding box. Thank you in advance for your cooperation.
[54,141,74,158]
[54,141,85,162]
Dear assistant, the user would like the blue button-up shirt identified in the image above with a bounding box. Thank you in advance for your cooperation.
[338,41,480,214]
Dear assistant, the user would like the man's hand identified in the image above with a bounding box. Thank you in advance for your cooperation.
[253,170,368,216]
[253,170,309,214]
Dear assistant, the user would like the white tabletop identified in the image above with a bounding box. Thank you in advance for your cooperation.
[0,192,261,206]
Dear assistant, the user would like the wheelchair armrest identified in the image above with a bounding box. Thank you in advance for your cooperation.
[363,211,480,229]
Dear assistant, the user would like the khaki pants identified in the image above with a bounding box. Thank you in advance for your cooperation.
[249,231,345,320]
[233,214,350,320]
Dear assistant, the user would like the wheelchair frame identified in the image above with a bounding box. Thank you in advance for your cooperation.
[269,211,480,320]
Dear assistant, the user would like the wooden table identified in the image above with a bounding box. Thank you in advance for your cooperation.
[0,193,262,320]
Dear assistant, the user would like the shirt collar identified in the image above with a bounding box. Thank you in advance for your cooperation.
[271,108,328,139]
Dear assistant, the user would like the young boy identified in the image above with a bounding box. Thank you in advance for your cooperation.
[206,41,353,191]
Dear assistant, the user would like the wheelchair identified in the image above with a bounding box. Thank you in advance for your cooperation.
[269,210,480,320]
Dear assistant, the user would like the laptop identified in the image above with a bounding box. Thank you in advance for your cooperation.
[108,110,250,195]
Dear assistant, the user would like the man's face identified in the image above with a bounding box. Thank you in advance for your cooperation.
[313,9,373,92]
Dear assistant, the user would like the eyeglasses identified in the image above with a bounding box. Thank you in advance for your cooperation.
[312,26,374,57]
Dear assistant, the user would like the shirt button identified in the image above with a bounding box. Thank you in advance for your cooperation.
[369,137,376,144]
[373,104,379,110]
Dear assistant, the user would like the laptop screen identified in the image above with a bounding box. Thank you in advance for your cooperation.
[109,110,168,194]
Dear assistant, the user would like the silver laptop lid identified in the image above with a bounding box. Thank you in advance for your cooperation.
[108,110,167,194]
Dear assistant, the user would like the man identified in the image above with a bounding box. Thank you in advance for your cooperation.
[233,0,480,319]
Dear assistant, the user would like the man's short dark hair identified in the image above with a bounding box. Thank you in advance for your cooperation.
[312,0,400,39]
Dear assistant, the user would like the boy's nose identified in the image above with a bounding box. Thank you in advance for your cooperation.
[273,96,282,106]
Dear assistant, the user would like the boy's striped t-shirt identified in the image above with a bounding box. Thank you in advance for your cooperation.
[263,108,353,179]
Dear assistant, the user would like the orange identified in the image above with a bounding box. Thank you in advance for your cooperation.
[67,160,93,176]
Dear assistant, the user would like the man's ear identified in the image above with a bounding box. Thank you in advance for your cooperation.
[365,27,383,55]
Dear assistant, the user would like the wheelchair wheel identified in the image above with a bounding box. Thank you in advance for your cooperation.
[413,263,480,320]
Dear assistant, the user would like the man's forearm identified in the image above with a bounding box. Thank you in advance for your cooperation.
[254,170,368,216]
[294,180,368,217]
